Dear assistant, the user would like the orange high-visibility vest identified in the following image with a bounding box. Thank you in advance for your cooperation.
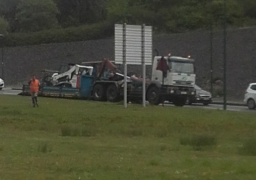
[30,79,40,93]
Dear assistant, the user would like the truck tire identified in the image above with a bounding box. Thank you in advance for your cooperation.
[187,97,192,105]
[173,97,186,107]
[106,84,120,102]
[203,102,209,106]
[147,86,162,105]
[93,84,106,101]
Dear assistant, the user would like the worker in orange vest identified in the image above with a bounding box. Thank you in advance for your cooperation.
[29,75,40,107]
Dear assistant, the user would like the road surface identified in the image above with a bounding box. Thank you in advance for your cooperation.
[0,87,22,96]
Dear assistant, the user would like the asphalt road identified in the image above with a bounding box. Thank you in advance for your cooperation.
[0,87,254,113]
[0,87,22,96]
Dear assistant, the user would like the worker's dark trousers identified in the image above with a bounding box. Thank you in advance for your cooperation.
[32,96,38,107]
[32,97,38,107]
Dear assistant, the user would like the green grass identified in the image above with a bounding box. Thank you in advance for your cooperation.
[1,95,256,179]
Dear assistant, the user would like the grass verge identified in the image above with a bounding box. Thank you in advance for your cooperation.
[0,95,256,180]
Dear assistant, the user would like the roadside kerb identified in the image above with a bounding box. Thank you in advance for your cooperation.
[211,98,245,106]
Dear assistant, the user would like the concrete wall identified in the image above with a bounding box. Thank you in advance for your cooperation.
[2,26,256,98]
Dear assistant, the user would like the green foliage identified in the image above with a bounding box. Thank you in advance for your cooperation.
[106,0,130,23]
[15,0,59,32]
[164,5,210,32]
[4,21,114,46]
[54,0,107,27]
[239,0,256,19]
[0,0,20,32]
[0,16,9,35]
[236,0,256,26]
[206,0,245,27]
[0,0,256,44]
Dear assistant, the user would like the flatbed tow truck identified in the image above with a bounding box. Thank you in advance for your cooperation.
[20,54,196,106]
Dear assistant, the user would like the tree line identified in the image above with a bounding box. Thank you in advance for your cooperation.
[0,0,255,41]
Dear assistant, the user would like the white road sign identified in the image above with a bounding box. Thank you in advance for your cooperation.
[115,24,152,65]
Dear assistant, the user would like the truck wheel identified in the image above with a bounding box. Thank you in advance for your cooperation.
[106,84,120,102]
[173,97,186,107]
[203,102,209,106]
[187,98,192,105]
[93,84,106,101]
[247,99,256,109]
[147,86,162,105]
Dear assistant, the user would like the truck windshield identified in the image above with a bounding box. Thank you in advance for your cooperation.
[170,62,194,74]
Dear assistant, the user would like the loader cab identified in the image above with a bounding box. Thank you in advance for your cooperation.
[76,65,93,76]
[81,61,103,80]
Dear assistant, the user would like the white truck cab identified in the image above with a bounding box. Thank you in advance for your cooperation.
[146,55,196,106]
[152,55,196,86]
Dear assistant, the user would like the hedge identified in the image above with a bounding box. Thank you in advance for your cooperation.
[3,21,115,47]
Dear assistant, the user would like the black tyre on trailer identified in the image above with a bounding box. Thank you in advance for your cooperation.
[92,84,106,101]
[106,84,121,102]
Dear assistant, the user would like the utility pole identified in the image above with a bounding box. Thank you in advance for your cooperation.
[223,0,227,110]
[0,34,4,79]
[210,20,213,95]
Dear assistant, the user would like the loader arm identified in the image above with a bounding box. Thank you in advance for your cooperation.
[97,59,118,79]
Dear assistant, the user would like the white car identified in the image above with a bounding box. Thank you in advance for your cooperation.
[244,83,256,109]
[0,78,4,90]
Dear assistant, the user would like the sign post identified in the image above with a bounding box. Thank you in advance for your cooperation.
[115,24,152,108]
[141,24,146,107]
[123,23,127,108]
